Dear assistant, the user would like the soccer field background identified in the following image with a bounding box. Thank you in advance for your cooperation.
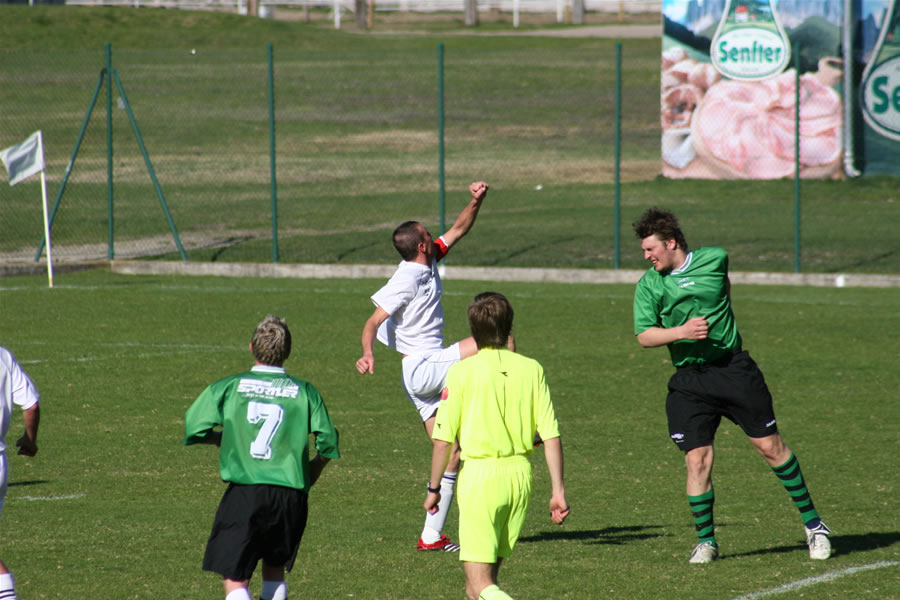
[0,270,897,599]
[2,7,900,273]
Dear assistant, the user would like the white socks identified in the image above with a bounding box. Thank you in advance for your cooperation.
[224,579,286,600]
[0,573,16,600]
[262,580,288,600]
[225,588,252,600]
[421,471,457,542]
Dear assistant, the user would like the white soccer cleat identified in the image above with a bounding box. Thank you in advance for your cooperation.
[805,522,832,560]
[688,541,719,564]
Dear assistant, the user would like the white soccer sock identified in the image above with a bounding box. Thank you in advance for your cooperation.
[422,471,457,542]
[0,573,17,600]
[225,587,253,600]
[261,579,288,600]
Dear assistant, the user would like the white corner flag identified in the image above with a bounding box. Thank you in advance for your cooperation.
[0,130,45,186]
[1,131,54,288]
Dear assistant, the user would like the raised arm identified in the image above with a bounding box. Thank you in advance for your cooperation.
[356,306,391,375]
[440,181,489,250]
[542,435,570,524]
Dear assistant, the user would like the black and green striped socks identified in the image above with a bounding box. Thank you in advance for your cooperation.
[689,488,717,545]
[772,452,821,528]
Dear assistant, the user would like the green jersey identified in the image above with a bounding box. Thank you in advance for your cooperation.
[184,365,340,491]
[633,246,741,367]
[433,348,559,461]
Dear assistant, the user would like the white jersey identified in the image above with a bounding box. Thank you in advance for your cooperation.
[0,347,40,455]
[371,237,450,356]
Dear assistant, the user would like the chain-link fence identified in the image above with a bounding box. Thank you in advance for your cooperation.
[3,40,898,275]
[1,43,659,267]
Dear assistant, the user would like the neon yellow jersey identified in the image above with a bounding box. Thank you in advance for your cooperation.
[433,348,558,460]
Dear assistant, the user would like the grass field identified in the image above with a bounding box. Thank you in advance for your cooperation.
[2,7,899,273]
[0,268,897,599]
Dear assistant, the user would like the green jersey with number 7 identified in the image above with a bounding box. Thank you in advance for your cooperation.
[184,365,340,490]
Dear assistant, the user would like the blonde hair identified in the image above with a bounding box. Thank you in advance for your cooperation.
[251,315,292,366]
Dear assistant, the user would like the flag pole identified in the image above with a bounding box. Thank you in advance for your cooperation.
[0,130,52,286]
[40,166,54,289]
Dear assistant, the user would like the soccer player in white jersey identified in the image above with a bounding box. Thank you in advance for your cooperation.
[0,346,41,600]
[356,181,509,552]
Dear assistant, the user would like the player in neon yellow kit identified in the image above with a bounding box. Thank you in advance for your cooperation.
[185,315,340,600]
[632,208,830,564]
[425,293,569,600]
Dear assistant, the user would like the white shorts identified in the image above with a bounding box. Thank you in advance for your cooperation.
[401,343,462,421]
[0,453,7,518]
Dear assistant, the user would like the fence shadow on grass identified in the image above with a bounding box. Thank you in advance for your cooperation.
[485,235,584,266]
[726,531,900,560]
[518,524,666,546]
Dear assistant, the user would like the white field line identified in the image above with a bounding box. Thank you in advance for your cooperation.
[730,561,899,600]
[0,281,885,305]
[17,493,86,502]
[0,283,374,294]
[18,342,239,365]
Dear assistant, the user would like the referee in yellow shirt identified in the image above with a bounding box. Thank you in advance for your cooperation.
[424,292,570,600]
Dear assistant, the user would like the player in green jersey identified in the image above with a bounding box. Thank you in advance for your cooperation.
[632,208,831,564]
[185,315,340,600]
[425,293,569,600]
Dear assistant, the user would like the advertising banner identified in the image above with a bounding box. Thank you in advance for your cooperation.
[858,0,900,175]
[662,1,845,179]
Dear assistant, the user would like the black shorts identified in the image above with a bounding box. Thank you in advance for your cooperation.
[202,483,309,581]
[666,350,778,452]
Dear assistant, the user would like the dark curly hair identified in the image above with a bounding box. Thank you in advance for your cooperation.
[632,207,688,251]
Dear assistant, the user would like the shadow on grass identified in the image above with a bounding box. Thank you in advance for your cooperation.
[836,249,898,272]
[211,236,255,261]
[337,240,381,262]
[726,532,900,559]
[486,235,582,266]
[519,524,666,545]
[9,480,49,487]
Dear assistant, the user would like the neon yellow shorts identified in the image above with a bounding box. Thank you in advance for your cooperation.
[457,455,532,563]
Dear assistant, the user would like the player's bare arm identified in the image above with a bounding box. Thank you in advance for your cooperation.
[15,404,39,457]
[357,306,391,374]
[309,455,331,487]
[636,317,709,348]
[542,436,570,525]
[424,439,452,514]
[195,429,223,447]
[441,181,489,249]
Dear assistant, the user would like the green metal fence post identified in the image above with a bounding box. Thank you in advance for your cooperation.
[438,43,446,237]
[614,43,622,270]
[34,68,107,262]
[111,69,187,261]
[793,43,801,273]
[268,43,279,264]
[106,43,114,260]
